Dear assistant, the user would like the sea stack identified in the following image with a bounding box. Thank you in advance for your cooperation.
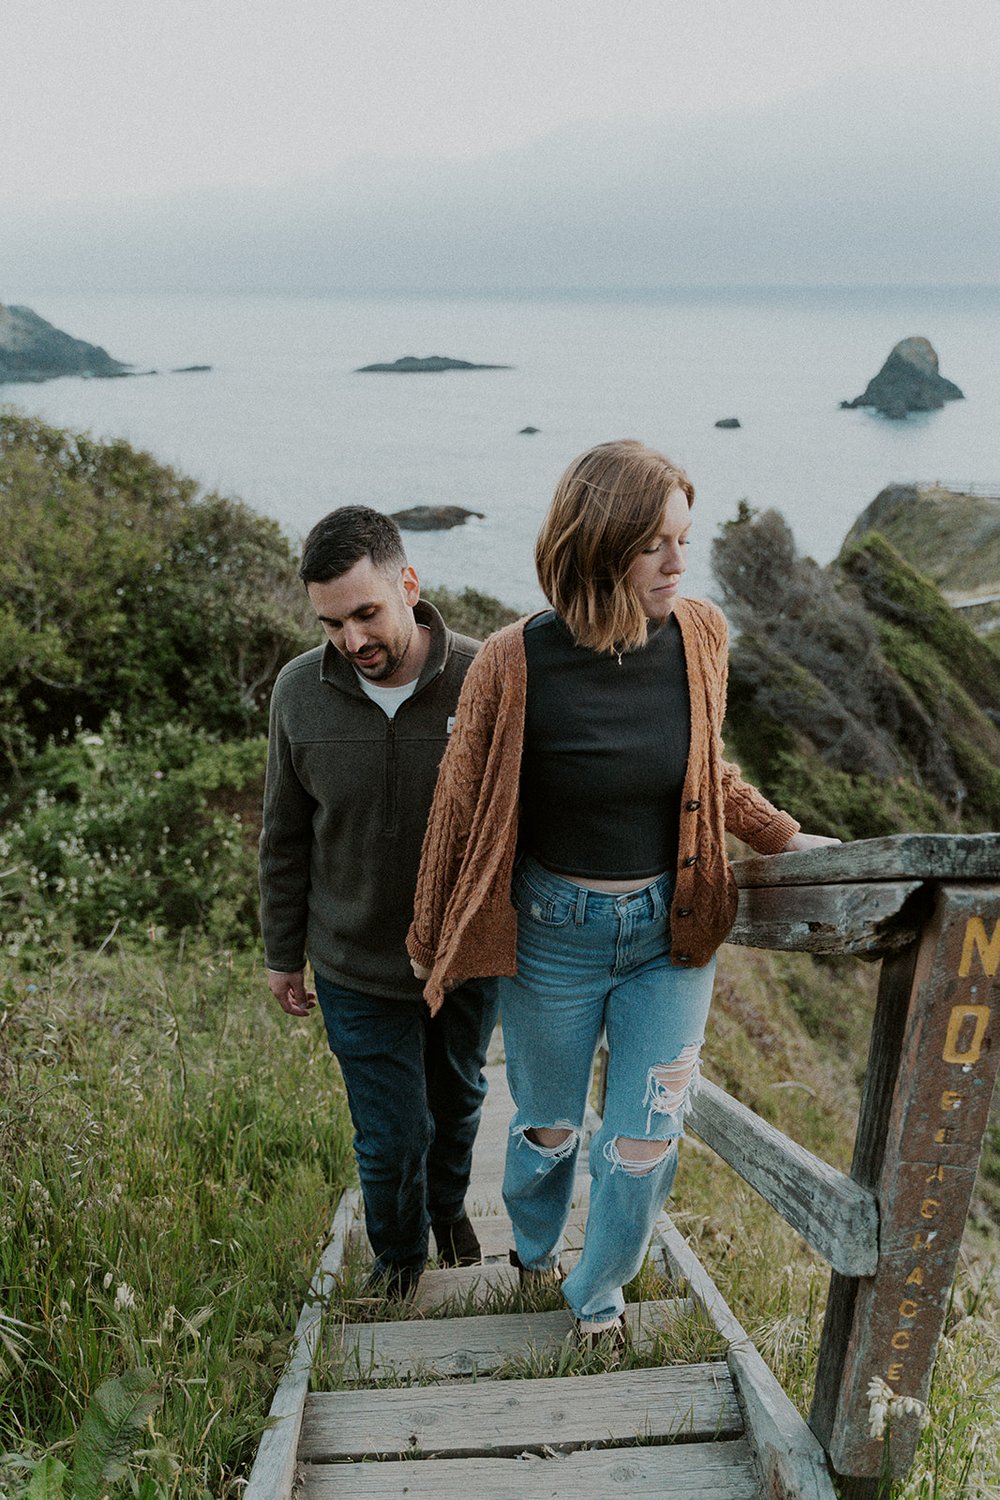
[841,337,964,420]
[389,505,485,530]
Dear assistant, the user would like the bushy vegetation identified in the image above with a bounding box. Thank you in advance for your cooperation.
[0,412,313,768]
[1,721,265,960]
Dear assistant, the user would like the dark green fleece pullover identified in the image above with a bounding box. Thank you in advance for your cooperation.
[259,600,479,999]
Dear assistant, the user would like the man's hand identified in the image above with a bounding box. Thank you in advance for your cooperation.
[268,968,317,1017]
[780,831,842,852]
[411,958,432,982]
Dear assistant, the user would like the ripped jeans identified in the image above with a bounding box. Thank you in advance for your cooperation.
[500,856,716,1326]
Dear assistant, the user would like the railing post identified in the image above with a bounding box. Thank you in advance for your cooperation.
[810,882,1000,1484]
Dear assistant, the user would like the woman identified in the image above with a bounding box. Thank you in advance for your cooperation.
[407,439,837,1346]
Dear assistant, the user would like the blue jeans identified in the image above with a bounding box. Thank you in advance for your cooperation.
[500,856,716,1326]
[315,974,499,1277]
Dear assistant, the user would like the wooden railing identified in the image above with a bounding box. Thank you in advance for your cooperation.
[689,833,1000,1494]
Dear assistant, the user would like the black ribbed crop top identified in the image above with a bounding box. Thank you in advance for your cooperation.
[519,610,691,879]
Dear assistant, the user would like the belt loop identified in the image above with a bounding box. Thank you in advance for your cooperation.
[650,876,667,919]
[574,885,588,925]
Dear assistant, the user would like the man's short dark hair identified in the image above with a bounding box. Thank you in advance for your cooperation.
[299,506,407,584]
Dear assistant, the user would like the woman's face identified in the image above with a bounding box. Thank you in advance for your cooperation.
[627,485,691,621]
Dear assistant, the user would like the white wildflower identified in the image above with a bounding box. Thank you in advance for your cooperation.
[114,1282,136,1312]
[102,1271,114,1290]
[867,1376,891,1440]
[866,1375,928,1442]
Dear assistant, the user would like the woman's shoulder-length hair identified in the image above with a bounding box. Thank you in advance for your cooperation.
[534,439,694,655]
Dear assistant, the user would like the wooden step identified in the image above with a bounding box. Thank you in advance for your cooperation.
[299,1362,743,1462]
[349,1207,590,1267]
[330,1298,694,1380]
[299,1435,760,1497]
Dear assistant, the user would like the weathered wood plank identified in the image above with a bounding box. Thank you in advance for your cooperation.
[299,1437,760,1497]
[732,832,1000,889]
[655,1213,838,1500]
[462,1176,591,1217]
[411,1261,517,1309]
[329,1298,694,1380]
[688,1079,879,1276]
[728,881,922,954]
[811,884,1000,1480]
[299,1364,743,1460]
[243,1188,361,1500]
[455,1208,587,1261]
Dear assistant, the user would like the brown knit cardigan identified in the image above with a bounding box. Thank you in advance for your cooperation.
[407,598,799,1010]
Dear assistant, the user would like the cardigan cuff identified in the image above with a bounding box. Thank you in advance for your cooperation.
[751,810,800,855]
[406,932,437,969]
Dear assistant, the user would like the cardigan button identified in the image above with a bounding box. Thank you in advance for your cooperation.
[677,907,693,917]
[675,953,691,964]
[683,855,697,867]
[685,799,701,812]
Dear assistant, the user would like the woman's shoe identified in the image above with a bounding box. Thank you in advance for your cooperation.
[509,1248,564,1287]
[574,1314,628,1356]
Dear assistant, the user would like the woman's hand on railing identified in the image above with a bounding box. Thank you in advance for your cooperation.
[780,831,842,852]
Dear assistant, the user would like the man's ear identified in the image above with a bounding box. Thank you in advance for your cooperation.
[400,565,420,606]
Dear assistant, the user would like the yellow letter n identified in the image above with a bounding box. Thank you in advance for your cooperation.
[959,918,1000,978]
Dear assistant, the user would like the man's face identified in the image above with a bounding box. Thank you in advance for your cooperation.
[307,556,421,687]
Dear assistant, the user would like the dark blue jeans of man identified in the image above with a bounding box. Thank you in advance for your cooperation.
[314,973,498,1278]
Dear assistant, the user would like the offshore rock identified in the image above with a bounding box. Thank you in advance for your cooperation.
[0,303,130,384]
[519,425,540,434]
[841,336,963,419]
[356,354,511,372]
[715,417,741,429]
[390,505,485,531]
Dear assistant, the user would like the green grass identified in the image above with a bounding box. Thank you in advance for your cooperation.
[0,941,353,1498]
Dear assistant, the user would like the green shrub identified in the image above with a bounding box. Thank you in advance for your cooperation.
[0,720,265,958]
[421,584,520,638]
[0,413,313,766]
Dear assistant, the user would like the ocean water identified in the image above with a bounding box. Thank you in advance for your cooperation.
[5,287,999,611]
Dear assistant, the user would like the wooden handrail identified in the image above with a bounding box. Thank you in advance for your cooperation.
[687,1080,879,1275]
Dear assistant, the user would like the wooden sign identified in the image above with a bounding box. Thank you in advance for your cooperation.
[813,885,1000,1479]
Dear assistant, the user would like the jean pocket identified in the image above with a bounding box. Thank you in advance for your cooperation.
[511,868,575,927]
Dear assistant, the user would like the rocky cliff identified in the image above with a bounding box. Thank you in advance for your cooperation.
[0,303,129,383]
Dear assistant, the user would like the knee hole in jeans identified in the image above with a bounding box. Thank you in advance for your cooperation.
[642,1043,702,1129]
[515,1123,579,1162]
[605,1136,676,1177]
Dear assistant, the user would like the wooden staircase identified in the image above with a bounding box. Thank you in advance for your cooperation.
[251,1058,834,1499]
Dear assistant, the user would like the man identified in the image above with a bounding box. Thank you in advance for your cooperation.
[260,505,498,1300]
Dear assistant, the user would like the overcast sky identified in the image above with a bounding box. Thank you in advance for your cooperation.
[4,0,999,290]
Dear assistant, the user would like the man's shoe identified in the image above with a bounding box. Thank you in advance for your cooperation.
[509,1248,564,1287]
[432,1212,482,1267]
[362,1263,421,1303]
